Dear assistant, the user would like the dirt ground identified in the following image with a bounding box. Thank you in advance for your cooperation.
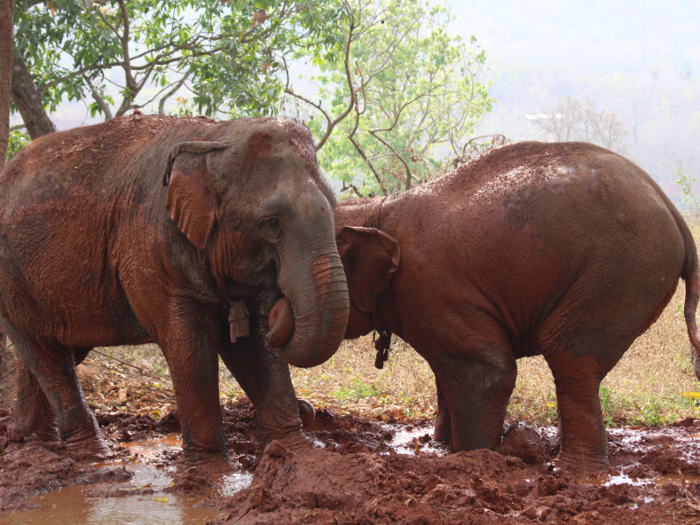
[2,357,700,524]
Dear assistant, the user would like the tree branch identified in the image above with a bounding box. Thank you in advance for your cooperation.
[341,181,365,198]
[159,70,191,115]
[348,102,387,196]
[84,74,113,120]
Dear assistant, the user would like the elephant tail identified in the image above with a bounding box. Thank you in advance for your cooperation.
[684,270,700,382]
[679,218,700,381]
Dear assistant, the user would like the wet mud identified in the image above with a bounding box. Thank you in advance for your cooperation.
[3,400,700,524]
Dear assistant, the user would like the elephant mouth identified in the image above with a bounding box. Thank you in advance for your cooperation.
[266,296,295,349]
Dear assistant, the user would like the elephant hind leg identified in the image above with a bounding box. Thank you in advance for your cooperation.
[542,347,610,472]
[539,320,636,472]
[14,358,58,441]
[3,319,107,455]
[433,379,452,448]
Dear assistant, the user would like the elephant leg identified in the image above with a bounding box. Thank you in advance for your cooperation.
[433,379,452,448]
[2,319,107,454]
[219,314,306,450]
[14,346,94,442]
[157,310,229,468]
[544,349,609,472]
[427,325,517,452]
[14,358,58,441]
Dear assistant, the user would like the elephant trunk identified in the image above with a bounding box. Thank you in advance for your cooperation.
[267,249,349,368]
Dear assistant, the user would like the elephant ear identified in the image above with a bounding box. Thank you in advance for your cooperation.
[164,141,227,250]
[336,226,401,313]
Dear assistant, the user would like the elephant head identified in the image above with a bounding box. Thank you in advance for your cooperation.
[163,118,349,367]
[336,225,401,338]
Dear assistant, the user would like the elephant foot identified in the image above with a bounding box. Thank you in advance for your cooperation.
[63,433,111,461]
[494,422,547,465]
[257,429,312,455]
[177,456,238,476]
[433,410,452,449]
[178,447,237,475]
[13,423,59,443]
[553,451,610,473]
[433,424,452,448]
[297,398,316,428]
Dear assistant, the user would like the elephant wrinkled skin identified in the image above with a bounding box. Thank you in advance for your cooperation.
[335,141,700,471]
[0,113,349,468]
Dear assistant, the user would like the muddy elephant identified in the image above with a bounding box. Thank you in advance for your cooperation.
[0,113,349,469]
[334,141,700,471]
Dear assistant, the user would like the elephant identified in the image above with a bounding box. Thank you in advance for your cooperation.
[0,112,349,470]
[334,141,700,471]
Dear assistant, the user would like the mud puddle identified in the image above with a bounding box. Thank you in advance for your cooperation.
[0,435,252,525]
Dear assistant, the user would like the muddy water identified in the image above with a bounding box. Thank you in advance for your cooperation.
[0,435,252,525]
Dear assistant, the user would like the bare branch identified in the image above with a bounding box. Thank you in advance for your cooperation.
[314,1,358,151]
[368,128,413,190]
[348,104,387,196]
[341,181,365,198]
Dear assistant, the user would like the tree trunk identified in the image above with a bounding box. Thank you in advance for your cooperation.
[11,56,56,139]
[0,0,14,169]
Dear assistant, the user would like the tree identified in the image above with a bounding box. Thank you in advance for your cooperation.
[531,96,628,153]
[10,0,346,139]
[284,0,493,196]
[0,0,13,167]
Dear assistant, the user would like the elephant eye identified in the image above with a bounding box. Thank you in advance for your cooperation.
[260,217,282,242]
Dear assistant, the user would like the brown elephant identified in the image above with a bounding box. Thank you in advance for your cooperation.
[335,141,700,471]
[0,113,349,469]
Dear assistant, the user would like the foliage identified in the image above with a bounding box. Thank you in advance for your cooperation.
[333,377,382,401]
[285,0,493,196]
[6,129,29,161]
[530,95,628,153]
[12,0,346,120]
[674,157,699,214]
[599,385,614,427]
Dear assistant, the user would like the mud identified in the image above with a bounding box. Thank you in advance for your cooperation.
[3,400,700,524]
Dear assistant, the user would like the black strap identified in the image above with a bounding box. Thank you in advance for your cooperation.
[374,330,392,370]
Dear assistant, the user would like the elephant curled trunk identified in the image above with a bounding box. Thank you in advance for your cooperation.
[267,252,349,368]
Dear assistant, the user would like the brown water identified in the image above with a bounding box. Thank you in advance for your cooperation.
[0,435,252,525]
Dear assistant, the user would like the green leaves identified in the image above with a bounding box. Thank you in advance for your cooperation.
[12,0,347,122]
[286,0,494,196]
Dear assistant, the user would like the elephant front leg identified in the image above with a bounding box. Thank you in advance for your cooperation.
[158,309,230,471]
[219,318,307,451]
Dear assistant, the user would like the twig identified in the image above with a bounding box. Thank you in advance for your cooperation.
[341,181,365,198]
[371,438,385,453]
[91,348,146,374]
[1,367,15,379]
[83,358,127,378]
[678,468,700,512]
